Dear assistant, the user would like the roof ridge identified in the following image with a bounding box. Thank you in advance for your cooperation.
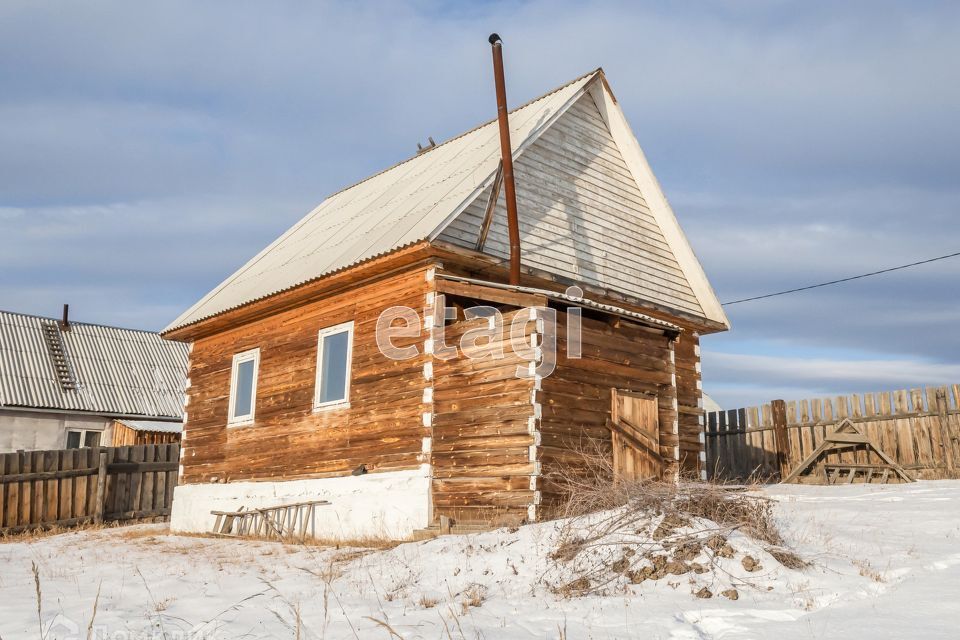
[322,68,603,201]
[0,308,178,339]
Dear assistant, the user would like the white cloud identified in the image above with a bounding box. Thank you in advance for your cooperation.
[0,0,957,400]
[703,350,960,408]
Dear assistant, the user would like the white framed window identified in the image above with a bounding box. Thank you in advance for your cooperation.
[313,321,354,410]
[228,348,260,426]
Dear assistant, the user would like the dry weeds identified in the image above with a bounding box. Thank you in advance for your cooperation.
[418,594,440,609]
[1,522,115,544]
[459,584,487,613]
[175,529,403,550]
[544,440,806,597]
[853,558,886,583]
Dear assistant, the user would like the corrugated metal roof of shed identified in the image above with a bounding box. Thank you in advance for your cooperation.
[165,70,602,332]
[0,310,188,418]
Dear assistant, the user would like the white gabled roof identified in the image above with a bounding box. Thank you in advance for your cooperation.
[167,69,728,333]
[166,71,601,332]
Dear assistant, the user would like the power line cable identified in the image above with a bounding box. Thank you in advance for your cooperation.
[721,250,960,306]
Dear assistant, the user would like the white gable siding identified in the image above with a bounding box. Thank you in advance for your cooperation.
[437,93,704,317]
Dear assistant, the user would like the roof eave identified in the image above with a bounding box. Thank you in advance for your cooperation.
[162,241,437,341]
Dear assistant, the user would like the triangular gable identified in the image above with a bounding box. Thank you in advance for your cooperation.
[588,79,728,327]
[434,79,728,328]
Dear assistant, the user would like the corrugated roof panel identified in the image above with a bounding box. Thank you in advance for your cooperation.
[116,419,183,434]
[165,71,600,332]
[0,310,188,418]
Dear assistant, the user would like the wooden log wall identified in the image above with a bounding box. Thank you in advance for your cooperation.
[704,384,960,483]
[430,307,538,525]
[182,267,430,483]
[431,250,710,480]
[0,443,179,533]
[672,330,703,476]
[539,312,678,515]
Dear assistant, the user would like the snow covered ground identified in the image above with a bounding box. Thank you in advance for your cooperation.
[1,481,958,639]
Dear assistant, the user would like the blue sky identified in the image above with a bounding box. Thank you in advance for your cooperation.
[1,1,958,407]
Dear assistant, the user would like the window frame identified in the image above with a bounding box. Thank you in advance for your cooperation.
[65,429,102,449]
[313,321,354,411]
[227,347,260,427]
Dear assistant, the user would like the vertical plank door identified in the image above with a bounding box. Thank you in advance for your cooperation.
[610,389,662,481]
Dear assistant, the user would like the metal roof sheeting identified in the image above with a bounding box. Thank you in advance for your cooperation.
[0,310,188,418]
[116,419,183,434]
[165,71,601,332]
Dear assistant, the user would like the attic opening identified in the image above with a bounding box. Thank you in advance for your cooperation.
[433,273,682,339]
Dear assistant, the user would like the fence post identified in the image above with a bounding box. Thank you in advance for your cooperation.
[771,400,790,480]
[936,388,957,472]
[94,451,108,524]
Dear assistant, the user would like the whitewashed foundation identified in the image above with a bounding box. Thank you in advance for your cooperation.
[170,469,430,540]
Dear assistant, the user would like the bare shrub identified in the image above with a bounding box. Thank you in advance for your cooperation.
[544,438,804,596]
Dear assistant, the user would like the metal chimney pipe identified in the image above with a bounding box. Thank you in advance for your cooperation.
[488,33,522,286]
[61,303,70,331]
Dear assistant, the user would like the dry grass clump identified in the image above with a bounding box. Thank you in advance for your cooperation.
[767,546,809,570]
[853,558,885,582]
[544,440,805,597]
[418,594,440,609]
[459,583,487,613]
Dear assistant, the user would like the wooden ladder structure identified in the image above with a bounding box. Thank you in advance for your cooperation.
[211,500,330,540]
[782,418,914,484]
[41,320,79,391]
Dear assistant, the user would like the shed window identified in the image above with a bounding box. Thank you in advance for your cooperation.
[314,322,354,410]
[228,348,260,426]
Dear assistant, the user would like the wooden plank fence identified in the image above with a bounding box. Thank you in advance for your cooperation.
[0,443,179,533]
[704,384,960,483]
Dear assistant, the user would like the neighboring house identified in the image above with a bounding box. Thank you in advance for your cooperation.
[164,69,729,539]
[0,309,188,452]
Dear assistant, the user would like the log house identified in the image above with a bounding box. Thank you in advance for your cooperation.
[164,69,729,539]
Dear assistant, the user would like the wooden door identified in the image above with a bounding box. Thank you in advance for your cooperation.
[610,389,662,481]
